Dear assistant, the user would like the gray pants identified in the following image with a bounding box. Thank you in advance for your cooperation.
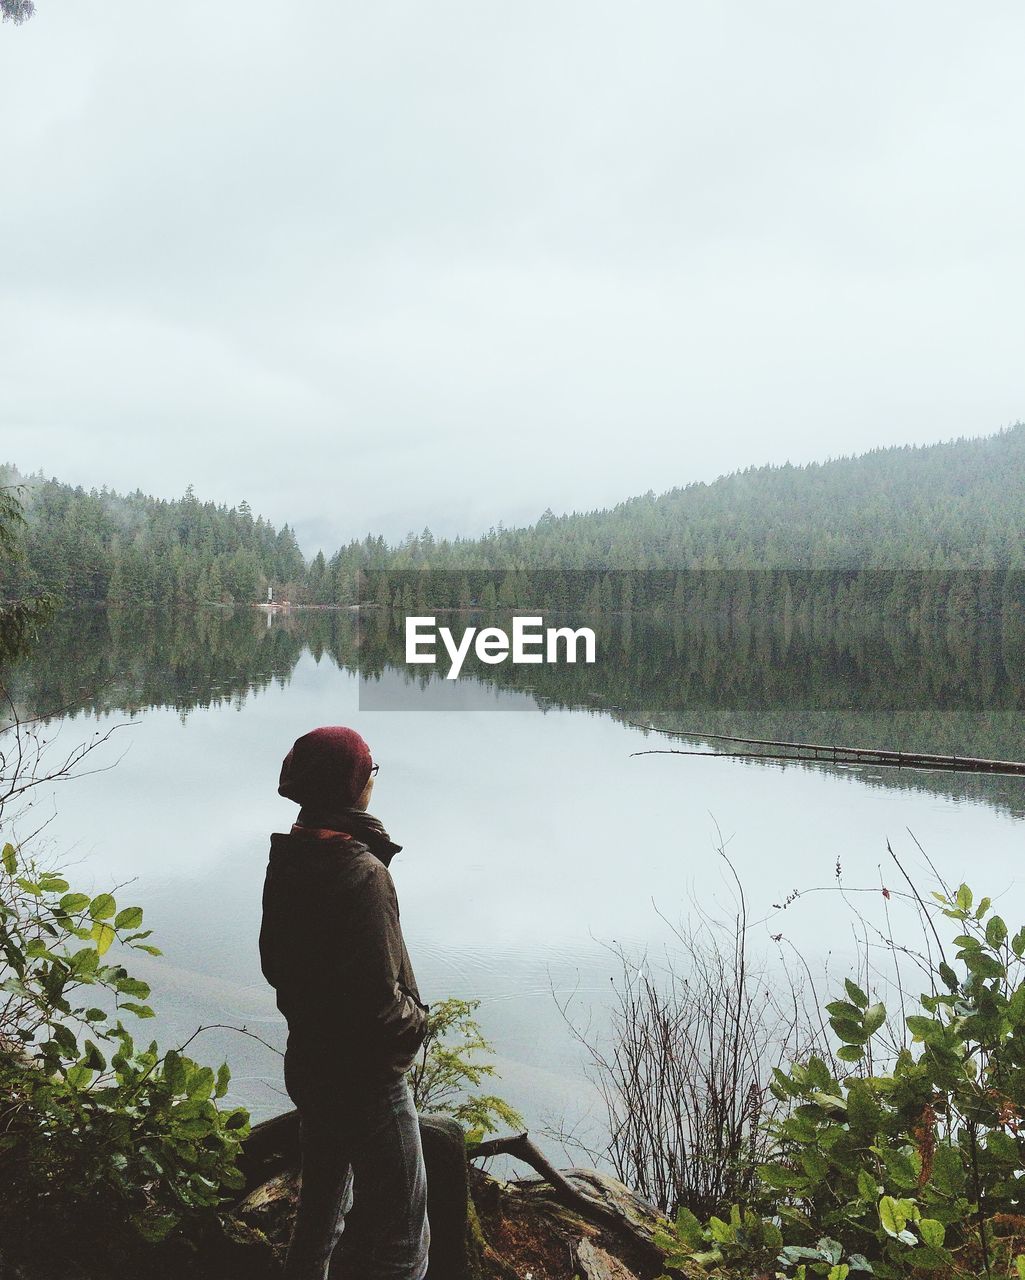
[283,1075,430,1280]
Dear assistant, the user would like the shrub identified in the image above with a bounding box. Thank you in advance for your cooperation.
[656,879,1025,1278]
[563,846,822,1217]
[408,996,522,1142]
[0,842,250,1247]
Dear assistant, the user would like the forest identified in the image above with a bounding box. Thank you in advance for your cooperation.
[0,464,306,606]
[3,424,1025,609]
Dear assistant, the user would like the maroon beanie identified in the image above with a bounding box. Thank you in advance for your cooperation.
[278,726,373,809]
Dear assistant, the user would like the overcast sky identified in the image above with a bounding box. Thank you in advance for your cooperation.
[2,2,1024,553]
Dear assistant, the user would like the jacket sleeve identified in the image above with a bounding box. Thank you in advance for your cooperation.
[349,863,428,1062]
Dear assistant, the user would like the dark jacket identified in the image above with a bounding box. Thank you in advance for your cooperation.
[259,828,428,1090]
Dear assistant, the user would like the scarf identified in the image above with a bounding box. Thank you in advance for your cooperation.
[294,806,402,867]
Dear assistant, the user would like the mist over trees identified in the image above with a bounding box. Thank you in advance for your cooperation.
[0,1,35,24]
[3,424,1025,607]
[0,466,306,607]
[321,424,1025,603]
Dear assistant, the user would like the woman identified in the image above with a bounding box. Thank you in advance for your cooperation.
[260,725,430,1280]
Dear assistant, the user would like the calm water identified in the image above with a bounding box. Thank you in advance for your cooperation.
[7,607,1025,1157]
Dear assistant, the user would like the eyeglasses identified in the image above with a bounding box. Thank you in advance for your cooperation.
[369,763,380,776]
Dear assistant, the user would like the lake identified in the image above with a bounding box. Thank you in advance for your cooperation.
[6,605,1025,1161]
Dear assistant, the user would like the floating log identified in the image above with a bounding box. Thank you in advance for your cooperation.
[631,727,1025,777]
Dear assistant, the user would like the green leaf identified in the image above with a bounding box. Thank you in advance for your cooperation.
[673,1204,705,1248]
[782,1114,818,1142]
[985,1129,1017,1163]
[857,1168,879,1201]
[215,1062,231,1099]
[120,1001,155,1018]
[91,921,116,955]
[761,1220,783,1249]
[800,1149,829,1181]
[188,1066,216,1100]
[2,843,16,874]
[1015,1256,1025,1280]
[956,883,973,912]
[986,915,1008,948]
[919,1219,944,1248]
[116,976,150,998]
[707,1215,731,1243]
[975,896,992,919]
[845,978,870,1009]
[65,1064,94,1089]
[963,951,1004,980]
[825,1000,863,1019]
[53,1023,79,1057]
[837,1044,864,1062]
[771,1067,800,1098]
[781,1246,824,1263]
[164,1050,187,1093]
[879,1195,905,1237]
[863,1002,886,1036]
[758,1162,808,1190]
[16,878,42,896]
[906,1015,938,1039]
[827,1267,850,1280]
[70,946,99,975]
[1013,929,1025,959]
[59,892,90,913]
[37,874,69,892]
[830,1017,868,1044]
[82,1040,106,1072]
[89,893,116,921]
[114,906,144,930]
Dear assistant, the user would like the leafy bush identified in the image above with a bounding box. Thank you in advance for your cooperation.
[655,879,1025,1278]
[0,841,250,1247]
[408,996,522,1142]
[655,1202,785,1275]
[758,882,1025,1276]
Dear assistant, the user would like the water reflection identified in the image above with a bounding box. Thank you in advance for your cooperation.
[7,607,1025,1136]
[11,605,1025,816]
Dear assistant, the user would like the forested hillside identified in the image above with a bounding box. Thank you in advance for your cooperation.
[310,424,1025,603]
[4,424,1025,606]
[0,465,306,605]
[364,424,1025,574]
